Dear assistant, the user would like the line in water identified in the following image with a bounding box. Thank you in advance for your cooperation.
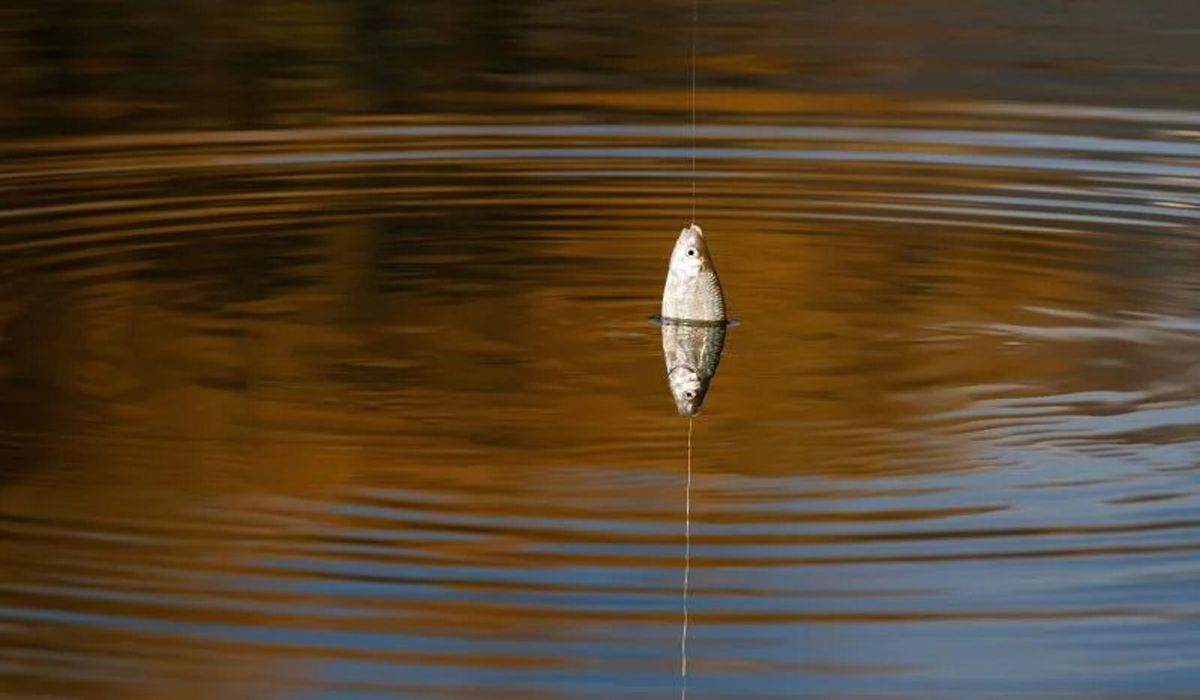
[682,415,693,698]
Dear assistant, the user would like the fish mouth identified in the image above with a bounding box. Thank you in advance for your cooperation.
[676,224,704,247]
[671,224,710,268]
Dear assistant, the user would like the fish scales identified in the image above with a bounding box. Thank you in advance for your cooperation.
[661,224,726,323]
[660,224,728,415]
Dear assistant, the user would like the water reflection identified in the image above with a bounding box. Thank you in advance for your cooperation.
[661,320,727,417]
[2,1,1200,697]
[2,101,1200,696]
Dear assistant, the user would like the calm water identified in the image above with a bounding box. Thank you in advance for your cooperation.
[3,2,1200,697]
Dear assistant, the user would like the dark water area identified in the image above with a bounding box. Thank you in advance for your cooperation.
[2,2,1200,697]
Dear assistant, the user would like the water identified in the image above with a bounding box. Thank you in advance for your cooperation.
[2,2,1200,697]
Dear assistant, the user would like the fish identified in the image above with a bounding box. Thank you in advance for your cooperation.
[660,224,728,416]
[661,224,725,323]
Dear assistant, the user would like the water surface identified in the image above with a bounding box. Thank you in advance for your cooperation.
[2,2,1200,697]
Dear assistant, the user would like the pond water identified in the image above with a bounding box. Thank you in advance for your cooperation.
[2,2,1200,697]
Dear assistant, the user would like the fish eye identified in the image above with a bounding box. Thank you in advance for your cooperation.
[684,390,696,399]
[686,248,697,257]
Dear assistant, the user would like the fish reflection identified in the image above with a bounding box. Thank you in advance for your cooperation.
[662,319,726,416]
[660,224,728,416]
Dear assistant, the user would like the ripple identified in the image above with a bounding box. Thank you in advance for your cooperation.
[1,98,1200,696]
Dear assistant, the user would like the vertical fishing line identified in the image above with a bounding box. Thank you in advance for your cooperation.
[684,1,698,695]
[682,415,693,697]
[690,0,697,224]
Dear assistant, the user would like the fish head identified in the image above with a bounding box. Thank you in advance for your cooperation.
[668,224,714,281]
[668,365,708,416]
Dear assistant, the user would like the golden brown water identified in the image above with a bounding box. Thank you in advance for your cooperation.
[2,2,1200,697]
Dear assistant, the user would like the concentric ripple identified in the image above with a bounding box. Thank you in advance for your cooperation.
[1,100,1200,696]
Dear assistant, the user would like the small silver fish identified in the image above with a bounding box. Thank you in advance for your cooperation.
[660,224,728,416]
[661,224,725,322]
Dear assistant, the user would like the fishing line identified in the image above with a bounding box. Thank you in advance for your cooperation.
[690,0,697,224]
[683,2,698,696]
[682,415,693,698]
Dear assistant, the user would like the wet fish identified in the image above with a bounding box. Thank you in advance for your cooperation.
[661,224,725,322]
[660,224,728,416]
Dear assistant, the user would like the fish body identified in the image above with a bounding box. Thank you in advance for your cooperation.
[660,224,728,416]
[661,225,725,322]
